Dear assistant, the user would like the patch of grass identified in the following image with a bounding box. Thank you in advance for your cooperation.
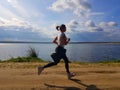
[69,60,120,67]
[4,57,45,63]
[99,60,120,63]
[0,47,46,63]
[27,47,39,58]
[0,62,47,69]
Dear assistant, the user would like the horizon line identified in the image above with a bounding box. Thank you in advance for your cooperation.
[0,41,120,44]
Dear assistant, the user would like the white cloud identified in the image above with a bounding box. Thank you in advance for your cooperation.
[66,19,120,41]
[83,20,118,32]
[7,0,18,8]
[0,4,19,19]
[87,27,103,32]
[0,18,30,28]
[49,0,67,11]
[65,20,101,32]
[49,0,91,17]
[67,19,119,34]
[84,20,104,32]
[108,21,117,27]
[99,21,118,28]
[67,20,103,32]
[7,0,29,17]
[74,7,90,17]
[7,0,44,18]
[68,19,78,28]
[85,20,95,27]
[0,17,58,41]
[99,22,108,27]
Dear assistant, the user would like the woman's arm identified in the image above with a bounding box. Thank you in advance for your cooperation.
[63,35,70,45]
[53,36,58,45]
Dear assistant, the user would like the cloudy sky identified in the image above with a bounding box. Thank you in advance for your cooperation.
[0,0,120,42]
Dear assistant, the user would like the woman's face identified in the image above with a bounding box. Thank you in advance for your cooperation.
[61,26,66,32]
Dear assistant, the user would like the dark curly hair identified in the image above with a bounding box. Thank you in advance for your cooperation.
[56,24,66,31]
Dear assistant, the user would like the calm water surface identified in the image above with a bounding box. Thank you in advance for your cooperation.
[0,43,120,62]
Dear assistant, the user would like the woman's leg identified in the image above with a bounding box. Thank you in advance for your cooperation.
[43,53,61,68]
[38,53,60,75]
[62,53,75,79]
[62,54,70,73]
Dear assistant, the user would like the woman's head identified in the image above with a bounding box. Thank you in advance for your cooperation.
[56,24,66,32]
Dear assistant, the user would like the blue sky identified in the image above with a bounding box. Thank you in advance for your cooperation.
[0,0,120,42]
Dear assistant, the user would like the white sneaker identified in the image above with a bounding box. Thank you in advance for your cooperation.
[38,66,44,75]
[67,72,75,80]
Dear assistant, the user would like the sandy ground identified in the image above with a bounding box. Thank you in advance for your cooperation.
[0,62,120,90]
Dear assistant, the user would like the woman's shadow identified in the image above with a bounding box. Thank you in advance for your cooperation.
[44,78,100,90]
[70,79,100,90]
[44,83,80,90]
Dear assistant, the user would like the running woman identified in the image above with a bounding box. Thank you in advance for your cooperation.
[38,24,75,79]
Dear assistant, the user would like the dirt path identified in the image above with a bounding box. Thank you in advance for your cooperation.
[0,62,120,90]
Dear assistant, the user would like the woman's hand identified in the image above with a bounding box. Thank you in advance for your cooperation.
[68,38,70,42]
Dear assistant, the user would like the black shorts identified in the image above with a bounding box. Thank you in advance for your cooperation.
[51,46,67,63]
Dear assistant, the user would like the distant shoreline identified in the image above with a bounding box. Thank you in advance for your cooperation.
[0,41,120,44]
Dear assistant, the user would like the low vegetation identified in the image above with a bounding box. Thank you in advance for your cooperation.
[0,47,45,63]
[4,57,44,62]
[27,47,39,58]
[99,59,120,63]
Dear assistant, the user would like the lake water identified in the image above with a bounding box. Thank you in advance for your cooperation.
[0,43,120,62]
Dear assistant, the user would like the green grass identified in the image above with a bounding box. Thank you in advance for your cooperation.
[99,60,120,63]
[0,47,46,63]
[27,47,39,58]
[3,57,44,62]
